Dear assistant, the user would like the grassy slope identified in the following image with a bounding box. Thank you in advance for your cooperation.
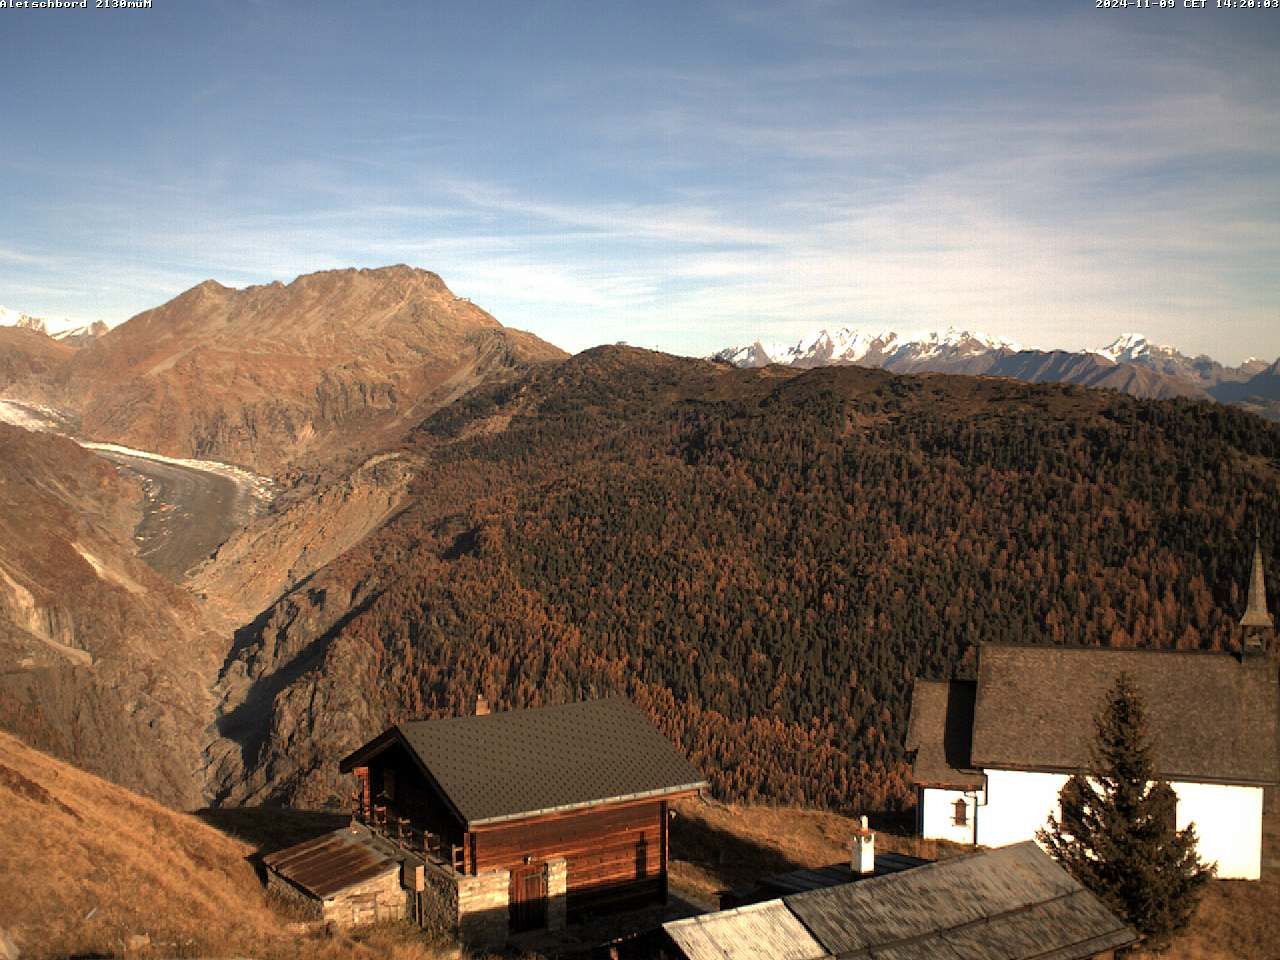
[667,798,1279,960]
[0,731,453,960]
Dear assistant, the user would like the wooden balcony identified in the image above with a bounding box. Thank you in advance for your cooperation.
[351,793,467,873]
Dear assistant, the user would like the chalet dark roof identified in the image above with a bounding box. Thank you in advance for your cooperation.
[262,823,400,900]
[970,644,1280,785]
[904,679,983,790]
[340,697,707,827]
[665,843,1136,960]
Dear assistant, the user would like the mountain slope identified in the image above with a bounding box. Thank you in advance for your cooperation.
[0,325,76,404]
[204,348,1280,813]
[0,730,452,960]
[986,350,1208,400]
[14,266,566,474]
[0,730,279,957]
[0,424,220,807]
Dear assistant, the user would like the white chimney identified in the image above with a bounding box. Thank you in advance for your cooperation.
[853,815,875,876]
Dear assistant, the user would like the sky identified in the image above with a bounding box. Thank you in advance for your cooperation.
[1,0,1277,362]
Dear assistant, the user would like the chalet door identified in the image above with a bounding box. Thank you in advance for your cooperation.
[509,862,547,932]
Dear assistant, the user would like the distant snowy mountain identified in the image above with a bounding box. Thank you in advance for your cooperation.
[713,326,1020,371]
[0,305,50,334]
[712,325,1279,420]
[0,305,109,344]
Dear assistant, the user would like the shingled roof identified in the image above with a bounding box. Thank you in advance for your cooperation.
[663,843,1136,960]
[339,697,707,827]
[904,680,983,790]
[969,644,1280,785]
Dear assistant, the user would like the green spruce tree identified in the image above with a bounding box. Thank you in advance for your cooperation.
[1037,672,1213,951]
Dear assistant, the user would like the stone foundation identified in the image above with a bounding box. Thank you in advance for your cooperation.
[321,868,407,927]
[420,861,461,933]
[546,858,567,931]
[265,871,323,920]
[418,860,511,951]
[458,869,510,951]
[266,863,406,928]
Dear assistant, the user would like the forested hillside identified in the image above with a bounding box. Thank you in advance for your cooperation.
[209,348,1280,813]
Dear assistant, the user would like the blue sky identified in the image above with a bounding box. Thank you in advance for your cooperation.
[1,1,1277,361]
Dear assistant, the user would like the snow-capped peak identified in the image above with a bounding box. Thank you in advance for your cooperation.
[902,326,1021,357]
[0,305,50,334]
[1096,333,1153,362]
[1094,332,1188,364]
[0,304,110,339]
[713,324,1021,367]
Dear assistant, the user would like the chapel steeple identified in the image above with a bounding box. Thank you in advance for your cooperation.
[1241,528,1273,656]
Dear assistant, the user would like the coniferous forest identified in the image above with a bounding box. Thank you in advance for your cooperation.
[229,348,1280,813]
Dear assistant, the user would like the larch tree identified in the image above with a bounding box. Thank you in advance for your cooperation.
[1037,672,1213,951]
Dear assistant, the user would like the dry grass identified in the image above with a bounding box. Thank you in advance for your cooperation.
[667,797,963,907]
[1146,802,1280,960]
[0,731,457,960]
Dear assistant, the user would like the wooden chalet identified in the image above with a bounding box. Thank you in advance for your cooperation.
[338,696,707,947]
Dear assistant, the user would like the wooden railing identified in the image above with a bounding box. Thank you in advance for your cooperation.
[350,793,466,873]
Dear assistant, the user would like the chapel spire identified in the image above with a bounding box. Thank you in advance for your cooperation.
[1240,527,1273,656]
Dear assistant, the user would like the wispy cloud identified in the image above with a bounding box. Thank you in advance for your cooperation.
[0,2,1276,362]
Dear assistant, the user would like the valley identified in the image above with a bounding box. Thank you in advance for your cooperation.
[0,398,272,580]
[88,447,266,581]
[1,268,1278,957]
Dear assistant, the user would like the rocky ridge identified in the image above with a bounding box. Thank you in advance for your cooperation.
[713,327,1280,419]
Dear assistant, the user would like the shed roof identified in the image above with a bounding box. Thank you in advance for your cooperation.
[783,842,1135,960]
[665,844,1135,960]
[969,644,1280,784]
[904,680,983,790]
[722,853,929,908]
[262,823,400,900]
[340,697,707,827]
[664,900,829,960]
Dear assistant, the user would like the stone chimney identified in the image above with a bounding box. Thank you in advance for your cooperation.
[475,693,490,716]
[852,815,875,876]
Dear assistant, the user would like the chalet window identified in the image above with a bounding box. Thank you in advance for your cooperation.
[952,798,968,826]
[383,769,396,802]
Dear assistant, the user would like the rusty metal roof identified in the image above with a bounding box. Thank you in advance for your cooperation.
[262,822,399,900]
[340,697,708,827]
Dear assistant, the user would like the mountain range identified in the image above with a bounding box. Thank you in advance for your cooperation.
[0,266,1277,821]
[712,327,1280,420]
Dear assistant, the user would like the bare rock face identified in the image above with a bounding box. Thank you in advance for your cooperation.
[0,425,219,807]
[190,451,421,624]
[64,266,566,473]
